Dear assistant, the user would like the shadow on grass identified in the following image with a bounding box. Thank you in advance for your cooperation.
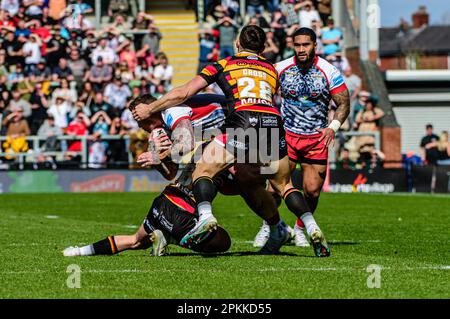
[165,251,299,258]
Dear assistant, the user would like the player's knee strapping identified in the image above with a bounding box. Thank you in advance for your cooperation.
[283,188,311,219]
[92,236,118,255]
[193,176,218,203]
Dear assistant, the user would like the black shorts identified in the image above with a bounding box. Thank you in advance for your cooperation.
[143,191,197,243]
[215,111,287,163]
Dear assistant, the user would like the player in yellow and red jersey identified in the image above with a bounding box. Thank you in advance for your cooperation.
[132,25,330,256]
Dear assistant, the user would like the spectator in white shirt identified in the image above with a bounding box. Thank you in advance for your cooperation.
[23,34,42,75]
[91,36,117,65]
[298,2,321,28]
[153,53,173,91]
[104,76,132,112]
[1,0,19,16]
[47,97,71,130]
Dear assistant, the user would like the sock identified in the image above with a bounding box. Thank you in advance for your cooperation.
[300,212,320,237]
[283,188,311,219]
[271,192,282,208]
[197,201,213,219]
[92,236,118,255]
[269,220,283,234]
[193,177,218,219]
[296,219,305,228]
[79,245,94,256]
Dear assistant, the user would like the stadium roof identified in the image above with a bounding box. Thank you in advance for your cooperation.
[379,25,450,56]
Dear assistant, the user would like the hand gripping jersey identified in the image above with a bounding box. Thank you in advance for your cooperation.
[161,94,227,134]
[199,52,280,116]
[275,56,347,135]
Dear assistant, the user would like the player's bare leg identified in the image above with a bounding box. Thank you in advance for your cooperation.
[180,141,235,247]
[63,225,157,256]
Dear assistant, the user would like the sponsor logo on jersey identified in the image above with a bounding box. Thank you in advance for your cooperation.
[240,98,272,105]
[249,116,258,127]
[227,139,247,150]
[261,116,278,127]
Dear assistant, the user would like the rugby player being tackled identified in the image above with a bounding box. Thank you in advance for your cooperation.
[132,25,331,257]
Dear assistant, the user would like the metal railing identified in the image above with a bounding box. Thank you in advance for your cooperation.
[0,134,133,169]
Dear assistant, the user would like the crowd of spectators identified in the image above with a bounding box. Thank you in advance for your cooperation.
[0,1,173,168]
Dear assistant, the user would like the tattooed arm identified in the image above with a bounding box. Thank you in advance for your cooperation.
[331,89,350,125]
[137,119,195,179]
[170,118,195,162]
[318,89,350,147]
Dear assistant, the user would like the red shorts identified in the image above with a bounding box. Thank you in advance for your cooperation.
[285,131,328,165]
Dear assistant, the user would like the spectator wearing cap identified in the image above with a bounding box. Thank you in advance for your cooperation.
[91,36,117,65]
[214,16,239,59]
[23,33,42,75]
[86,56,113,92]
[29,58,52,83]
[321,17,343,56]
[420,124,440,164]
[104,75,131,112]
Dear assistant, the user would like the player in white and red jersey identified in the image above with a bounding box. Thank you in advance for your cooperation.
[254,27,350,256]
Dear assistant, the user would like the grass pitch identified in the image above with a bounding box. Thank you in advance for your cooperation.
[0,192,449,299]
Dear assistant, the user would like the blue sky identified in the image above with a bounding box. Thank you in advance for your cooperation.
[380,0,450,26]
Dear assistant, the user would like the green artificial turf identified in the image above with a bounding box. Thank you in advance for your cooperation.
[0,192,449,299]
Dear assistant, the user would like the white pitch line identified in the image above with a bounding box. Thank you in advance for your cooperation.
[2,266,450,275]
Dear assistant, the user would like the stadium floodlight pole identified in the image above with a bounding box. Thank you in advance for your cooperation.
[240,0,245,21]
[95,0,101,30]
[360,0,369,61]
[332,0,344,27]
